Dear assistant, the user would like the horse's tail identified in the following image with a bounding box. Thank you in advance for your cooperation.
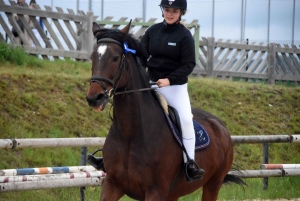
[223,174,247,187]
[223,163,247,188]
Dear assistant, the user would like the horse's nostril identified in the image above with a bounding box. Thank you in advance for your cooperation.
[96,94,105,101]
[86,93,107,107]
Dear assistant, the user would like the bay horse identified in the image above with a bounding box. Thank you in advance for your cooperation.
[86,21,245,201]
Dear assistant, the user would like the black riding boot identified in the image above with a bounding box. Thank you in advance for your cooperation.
[185,160,205,182]
[87,154,105,172]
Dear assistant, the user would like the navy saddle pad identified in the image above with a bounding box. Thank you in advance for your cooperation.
[166,116,210,151]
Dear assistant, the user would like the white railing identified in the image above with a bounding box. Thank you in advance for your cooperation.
[1,135,300,193]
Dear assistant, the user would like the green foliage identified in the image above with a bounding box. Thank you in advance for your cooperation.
[0,42,25,65]
[0,47,300,200]
[0,42,43,67]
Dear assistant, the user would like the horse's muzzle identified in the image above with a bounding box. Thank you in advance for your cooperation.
[86,93,108,112]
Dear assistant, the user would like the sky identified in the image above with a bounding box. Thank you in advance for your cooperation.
[1,0,299,47]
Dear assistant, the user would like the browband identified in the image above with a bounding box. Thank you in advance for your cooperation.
[97,38,122,46]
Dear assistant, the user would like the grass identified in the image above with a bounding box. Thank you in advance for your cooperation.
[0,42,300,200]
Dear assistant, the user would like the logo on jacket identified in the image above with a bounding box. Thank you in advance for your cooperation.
[169,0,175,5]
[168,42,176,46]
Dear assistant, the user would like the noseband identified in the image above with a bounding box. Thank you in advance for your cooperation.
[90,38,126,98]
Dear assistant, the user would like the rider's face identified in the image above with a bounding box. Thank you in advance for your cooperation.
[163,7,181,24]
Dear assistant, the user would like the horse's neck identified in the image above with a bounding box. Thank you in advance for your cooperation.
[112,61,164,136]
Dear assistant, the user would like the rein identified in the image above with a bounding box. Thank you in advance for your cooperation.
[90,38,157,98]
[114,82,157,96]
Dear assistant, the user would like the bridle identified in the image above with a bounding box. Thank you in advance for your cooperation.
[90,38,126,98]
[89,38,156,99]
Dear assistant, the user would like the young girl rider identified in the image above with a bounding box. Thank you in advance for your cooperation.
[141,0,205,180]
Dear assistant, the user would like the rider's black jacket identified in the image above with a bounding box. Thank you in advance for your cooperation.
[141,21,195,85]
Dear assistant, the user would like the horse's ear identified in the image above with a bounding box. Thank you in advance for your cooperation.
[92,22,101,37]
[120,19,132,34]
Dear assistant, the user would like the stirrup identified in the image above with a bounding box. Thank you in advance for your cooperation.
[86,148,105,172]
[185,160,205,182]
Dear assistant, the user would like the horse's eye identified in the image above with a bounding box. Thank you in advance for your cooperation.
[113,56,119,62]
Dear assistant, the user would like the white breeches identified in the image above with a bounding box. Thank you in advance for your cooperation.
[154,83,195,162]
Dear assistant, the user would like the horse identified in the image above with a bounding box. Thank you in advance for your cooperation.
[85,21,245,201]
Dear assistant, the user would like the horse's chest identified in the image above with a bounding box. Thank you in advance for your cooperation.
[104,140,154,182]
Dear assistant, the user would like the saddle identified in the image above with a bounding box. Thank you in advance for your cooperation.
[153,91,210,150]
[154,91,181,132]
[168,105,182,134]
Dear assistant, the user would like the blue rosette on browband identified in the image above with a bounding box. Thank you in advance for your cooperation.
[123,42,136,54]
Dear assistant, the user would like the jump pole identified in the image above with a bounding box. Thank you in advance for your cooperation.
[0,171,105,183]
[0,166,97,176]
[261,164,300,169]
[228,169,300,178]
[0,177,104,192]
[0,137,106,149]
[0,135,299,149]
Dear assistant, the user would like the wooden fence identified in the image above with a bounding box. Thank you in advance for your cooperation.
[0,0,94,60]
[195,37,300,85]
[0,1,299,84]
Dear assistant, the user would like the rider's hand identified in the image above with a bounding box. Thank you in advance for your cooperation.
[156,78,170,88]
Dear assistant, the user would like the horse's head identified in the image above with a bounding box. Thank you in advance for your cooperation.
[86,21,132,112]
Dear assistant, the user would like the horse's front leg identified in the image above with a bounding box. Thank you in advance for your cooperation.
[100,177,124,201]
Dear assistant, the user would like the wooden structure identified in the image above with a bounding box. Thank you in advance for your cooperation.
[0,0,94,60]
[196,37,300,85]
[0,0,299,84]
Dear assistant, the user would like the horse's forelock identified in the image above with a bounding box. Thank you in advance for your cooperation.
[96,29,125,45]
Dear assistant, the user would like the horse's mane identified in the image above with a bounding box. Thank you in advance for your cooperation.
[96,28,148,66]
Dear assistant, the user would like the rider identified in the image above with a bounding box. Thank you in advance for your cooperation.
[141,0,205,181]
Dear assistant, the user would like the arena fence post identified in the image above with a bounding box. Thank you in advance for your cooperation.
[80,134,87,201]
[263,143,269,190]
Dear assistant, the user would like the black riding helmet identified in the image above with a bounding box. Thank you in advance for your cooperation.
[159,0,187,15]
